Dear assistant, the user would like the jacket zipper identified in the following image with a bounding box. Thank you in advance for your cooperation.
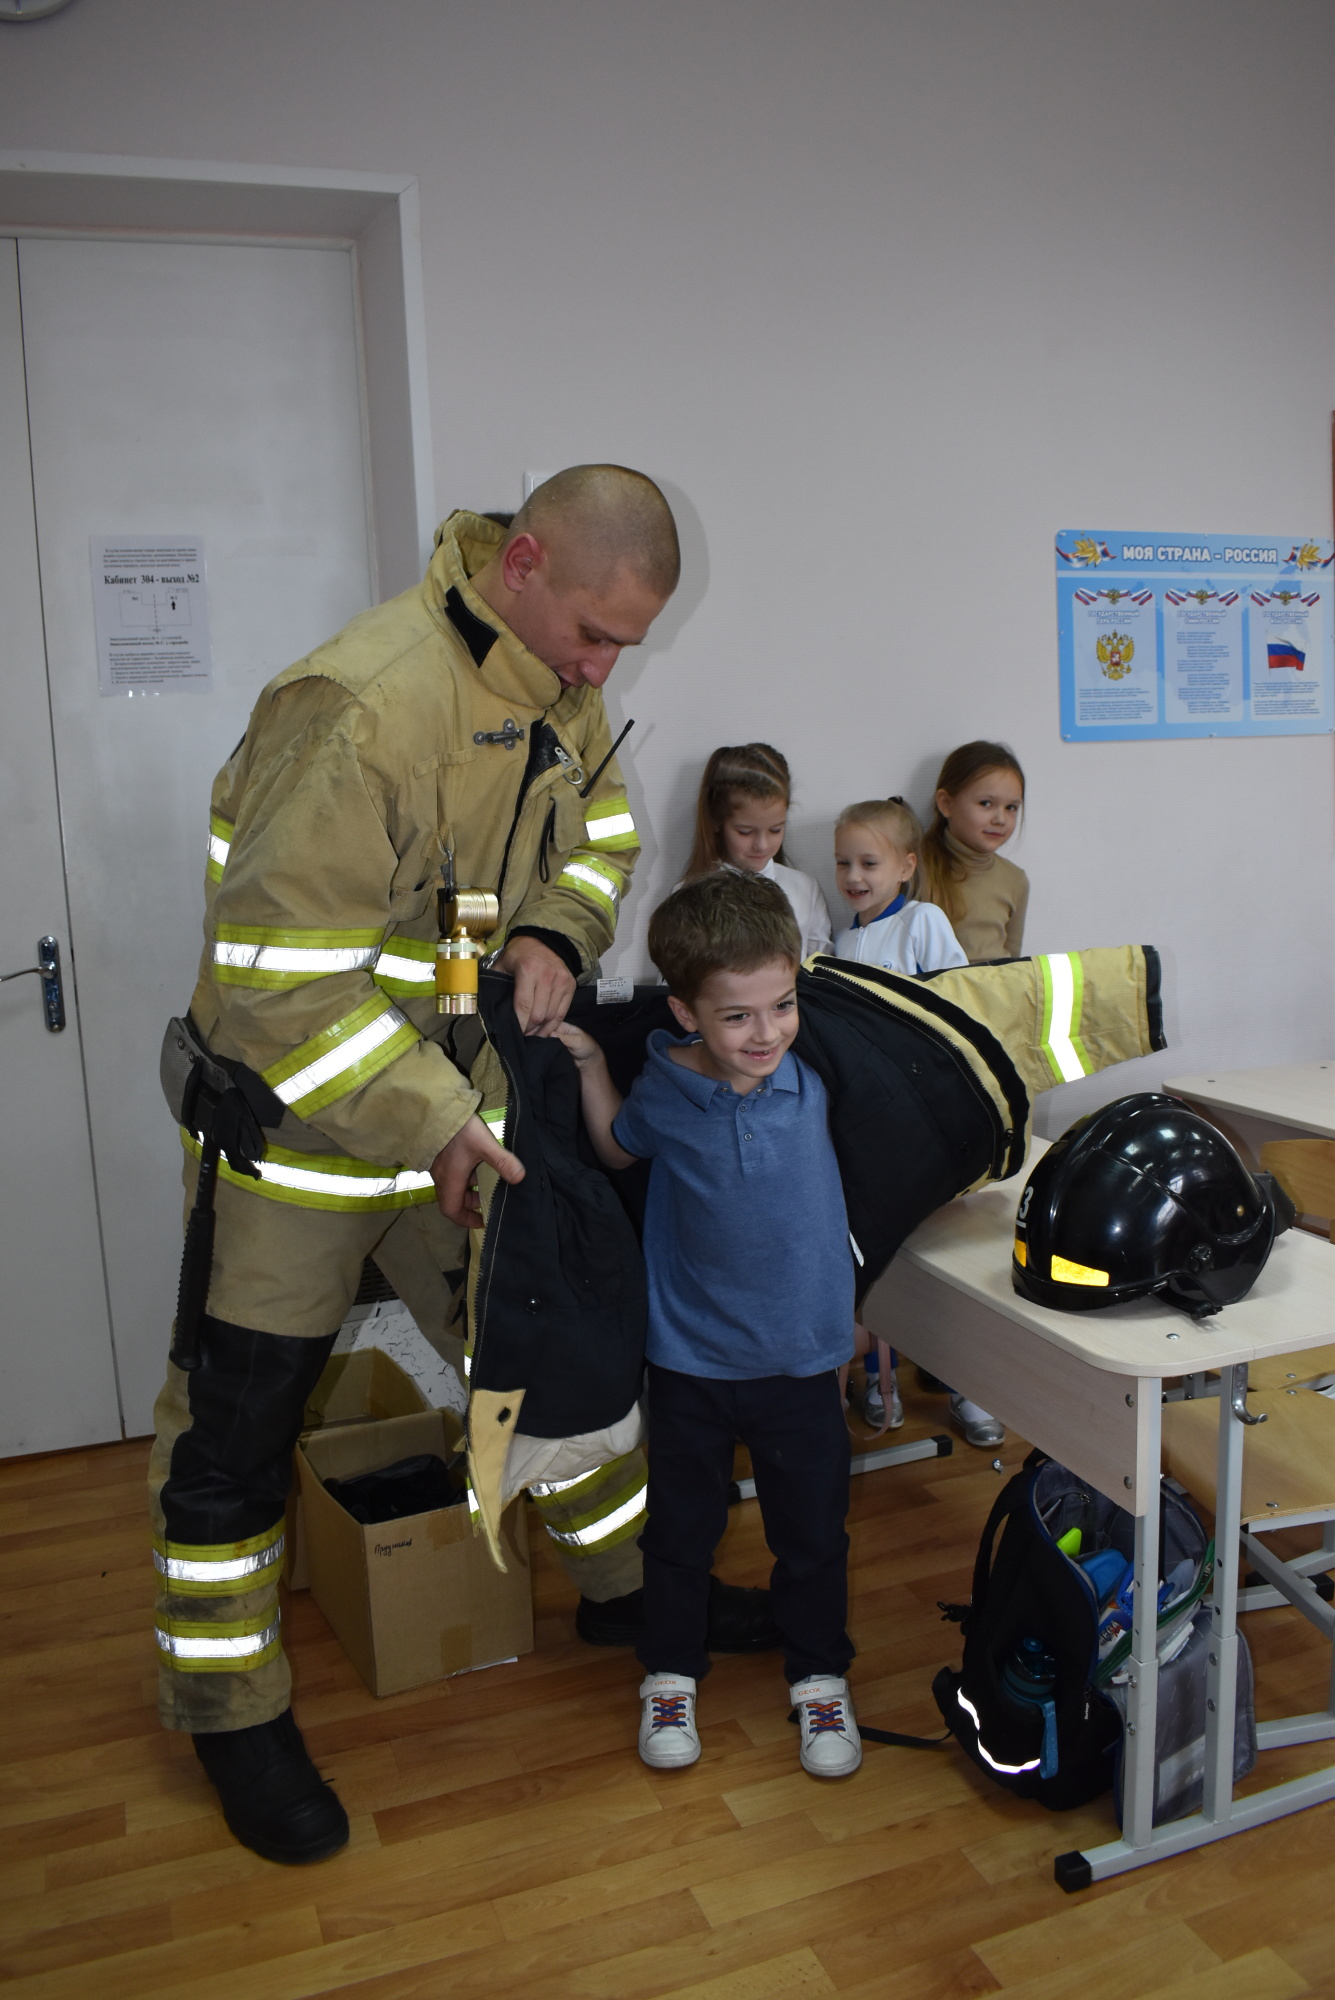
[537,800,557,884]
[492,735,549,910]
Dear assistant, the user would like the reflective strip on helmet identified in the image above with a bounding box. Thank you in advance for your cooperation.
[372,932,437,997]
[262,993,419,1119]
[180,1128,435,1212]
[583,795,637,851]
[1038,953,1093,1085]
[1013,1238,1028,1267]
[1051,1253,1109,1287]
[155,1609,282,1674]
[480,1108,507,1145]
[206,812,234,885]
[957,1689,1040,1774]
[213,925,384,989]
[557,854,622,919]
[537,1481,647,1548]
[153,1520,284,1594]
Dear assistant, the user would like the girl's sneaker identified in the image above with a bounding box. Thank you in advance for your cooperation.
[637,1673,701,1768]
[790,1676,862,1777]
[860,1370,904,1430]
[949,1394,1005,1448]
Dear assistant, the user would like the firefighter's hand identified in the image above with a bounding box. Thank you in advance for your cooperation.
[494,935,577,1036]
[430,1114,526,1230]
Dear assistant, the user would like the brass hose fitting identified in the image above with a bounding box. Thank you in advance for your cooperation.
[435,889,500,1015]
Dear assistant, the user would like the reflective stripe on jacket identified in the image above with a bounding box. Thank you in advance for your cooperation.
[187,512,639,1199]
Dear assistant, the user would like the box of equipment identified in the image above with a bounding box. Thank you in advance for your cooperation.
[296,1407,533,1697]
[285,1347,433,1589]
[304,1345,434,1430]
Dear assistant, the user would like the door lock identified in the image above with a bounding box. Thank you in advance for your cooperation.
[1,936,66,1031]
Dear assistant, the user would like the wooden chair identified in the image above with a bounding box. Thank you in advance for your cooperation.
[1261,1136,1335,1244]
[1161,1385,1335,1627]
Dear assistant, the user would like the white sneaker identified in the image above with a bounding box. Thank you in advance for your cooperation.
[860,1371,905,1430]
[638,1673,700,1769]
[790,1675,862,1777]
[950,1394,1005,1448]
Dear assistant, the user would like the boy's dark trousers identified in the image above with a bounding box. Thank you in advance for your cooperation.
[638,1363,854,1686]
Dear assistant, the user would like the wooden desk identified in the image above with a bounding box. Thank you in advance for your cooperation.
[1165,1061,1335,1144]
[861,1149,1335,1887]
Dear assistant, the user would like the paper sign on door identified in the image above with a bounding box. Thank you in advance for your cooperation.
[90,535,213,696]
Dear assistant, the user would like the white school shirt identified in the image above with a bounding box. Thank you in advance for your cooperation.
[758,859,834,958]
[833,894,967,976]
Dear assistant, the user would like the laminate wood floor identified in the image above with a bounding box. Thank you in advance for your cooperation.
[2,1378,1333,1999]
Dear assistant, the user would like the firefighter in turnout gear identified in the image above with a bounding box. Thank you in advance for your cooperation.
[152,468,704,1865]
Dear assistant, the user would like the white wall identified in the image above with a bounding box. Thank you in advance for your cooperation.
[3,0,1332,1135]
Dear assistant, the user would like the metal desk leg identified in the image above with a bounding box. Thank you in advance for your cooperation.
[1055,1379,1163,1892]
[1202,1362,1245,1822]
[1122,1393,1162,1851]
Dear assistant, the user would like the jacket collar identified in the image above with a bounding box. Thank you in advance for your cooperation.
[425,511,564,714]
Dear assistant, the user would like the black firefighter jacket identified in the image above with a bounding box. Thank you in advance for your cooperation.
[463,945,1165,1566]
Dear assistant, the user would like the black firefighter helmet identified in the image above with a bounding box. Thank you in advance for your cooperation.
[1012,1092,1295,1319]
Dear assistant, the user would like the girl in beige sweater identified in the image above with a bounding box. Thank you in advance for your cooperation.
[914,741,1028,1447]
[919,741,1028,963]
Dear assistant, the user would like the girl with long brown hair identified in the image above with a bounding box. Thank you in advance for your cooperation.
[910,740,1027,1449]
[682,743,832,958]
[918,741,1028,963]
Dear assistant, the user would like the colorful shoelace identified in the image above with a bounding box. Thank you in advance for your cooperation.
[804,1698,851,1736]
[651,1695,691,1729]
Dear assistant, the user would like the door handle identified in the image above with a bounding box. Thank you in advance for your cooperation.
[1,936,66,1031]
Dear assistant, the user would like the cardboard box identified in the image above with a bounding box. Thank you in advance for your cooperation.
[305,1345,434,1430]
[296,1408,533,1697]
[285,1348,432,1590]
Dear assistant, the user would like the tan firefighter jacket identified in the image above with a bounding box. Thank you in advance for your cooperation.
[186,512,639,1209]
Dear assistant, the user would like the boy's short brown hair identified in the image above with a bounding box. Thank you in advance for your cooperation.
[648,869,802,1003]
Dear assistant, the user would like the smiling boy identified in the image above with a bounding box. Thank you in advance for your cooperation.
[556,870,861,1779]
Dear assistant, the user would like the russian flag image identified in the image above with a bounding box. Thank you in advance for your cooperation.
[1267,641,1306,671]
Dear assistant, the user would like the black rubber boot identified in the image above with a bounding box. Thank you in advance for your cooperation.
[576,1577,782,1653]
[575,1586,644,1645]
[194,1709,349,1865]
[705,1576,783,1653]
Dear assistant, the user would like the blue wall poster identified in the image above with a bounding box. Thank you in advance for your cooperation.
[1056,532,1333,741]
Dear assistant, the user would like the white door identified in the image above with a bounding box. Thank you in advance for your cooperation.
[6,234,376,1447]
[0,240,122,1455]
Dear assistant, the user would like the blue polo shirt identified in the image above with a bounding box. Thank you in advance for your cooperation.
[611,1031,854,1379]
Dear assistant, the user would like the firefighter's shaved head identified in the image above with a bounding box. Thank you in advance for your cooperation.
[471,465,678,689]
[513,465,680,600]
